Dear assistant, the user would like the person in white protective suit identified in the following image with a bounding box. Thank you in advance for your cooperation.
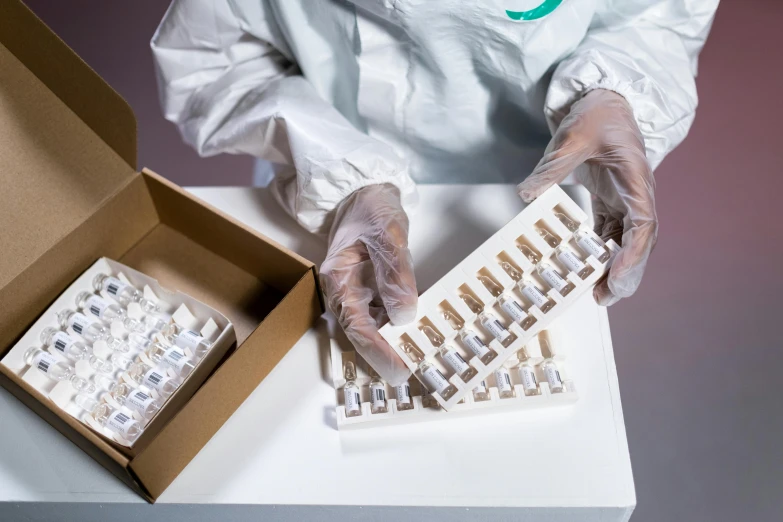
[152,0,719,385]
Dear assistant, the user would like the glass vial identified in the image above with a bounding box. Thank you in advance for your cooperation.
[517,278,556,313]
[478,312,517,348]
[57,309,121,347]
[517,243,542,265]
[395,382,414,411]
[472,380,490,402]
[538,331,564,393]
[574,229,611,263]
[536,263,575,296]
[441,309,465,331]
[127,359,178,398]
[555,245,593,279]
[40,327,90,361]
[138,340,195,379]
[553,212,580,232]
[91,373,120,392]
[535,226,561,248]
[497,294,536,331]
[112,386,162,420]
[399,342,457,401]
[500,262,522,282]
[93,273,160,313]
[420,325,445,347]
[516,348,539,396]
[369,370,388,414]
[162,324,213,359]
[75,292,144,333]
[23,347,95,393]
[494,367,516,399]
[458,330,497,364]
[438,344,478,382]
[73,394,141,443]
[342,361,362,417]
[460,293,484,315]
[477,275,503,298]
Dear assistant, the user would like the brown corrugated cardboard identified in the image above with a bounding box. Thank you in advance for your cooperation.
[0,0,323,502]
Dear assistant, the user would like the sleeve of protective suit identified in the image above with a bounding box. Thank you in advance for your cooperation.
[150,0,416,235]
[545,0,719,169]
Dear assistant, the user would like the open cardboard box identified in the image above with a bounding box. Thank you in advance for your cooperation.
[0,0,323,502]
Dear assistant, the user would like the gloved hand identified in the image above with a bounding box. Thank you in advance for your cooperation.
[320,184,418,385]
[518,89,658,306]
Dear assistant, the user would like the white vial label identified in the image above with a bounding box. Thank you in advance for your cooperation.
[370,382,386,409]
[142,368,171,392]
[494,368,513,394]
[577,233,606,259]
[161,347,190,373]
[421,365,450,394]
[462,334,491,358]
[105,277,128,297]
[557,249,587,273]
[126,390,155,413]
[545,365,563,389]
[521,283,549,308]
[85,295,109,319]
[519,365,538,392]
[395,384,411,405]
[441,348,470,375]
[106,410,136,438]
[474,380,488,394]
[344,386,361,413]
[540,266,569,292]
[51,331,74,354]
[482,317,511,342]
[500,298,527,323]
[33,352,58,374]
[175,330,204,351]
[69,313,93,336]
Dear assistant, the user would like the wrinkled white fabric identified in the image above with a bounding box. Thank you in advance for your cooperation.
[152,0,718,234]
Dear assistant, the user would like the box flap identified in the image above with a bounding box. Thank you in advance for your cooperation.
[0,0,138,291]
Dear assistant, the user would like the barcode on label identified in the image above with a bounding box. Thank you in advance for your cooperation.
[107,283,120,295]
[133,391,150,401]
[114,412,131,425]
[186,330,200,338]
[148,372,162,385]
[168,350,183,361]
[37,360,50,373]
[89,305,101,317]
[73,322,83,334]
[504,373,512,386]
[494,320,504,330]
[374,389,386,402]
[54,339,67,352]
[513,302,524,313]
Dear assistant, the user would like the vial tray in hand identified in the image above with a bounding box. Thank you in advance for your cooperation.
[332,327,576,430]
[379,185,618,411]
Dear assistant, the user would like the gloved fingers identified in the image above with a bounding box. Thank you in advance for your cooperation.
[365,216,418,326]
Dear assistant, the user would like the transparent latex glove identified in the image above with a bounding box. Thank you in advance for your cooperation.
[320,184,417,385]
[518,89,657,306]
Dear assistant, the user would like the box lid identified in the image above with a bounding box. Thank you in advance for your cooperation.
[0,0,138,290]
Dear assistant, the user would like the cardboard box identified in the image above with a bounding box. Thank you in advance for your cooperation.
[0,0,323,502]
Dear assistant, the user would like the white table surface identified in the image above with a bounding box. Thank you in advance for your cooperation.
[0,184,635,521]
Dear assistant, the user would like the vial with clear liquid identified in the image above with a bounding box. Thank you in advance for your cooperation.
[460,294,484,315]
[500,261,523,282]
[494,366,516,399]
[75,292,144,333]
[472,380,490,402]
[40,328,113,373]
[159,323,213,359]
[93,273,160,313]
[517,243,542,265]
[573,229,611,263]
[555,245,594,279]
[438,344,478,382]
[395,382,413,411]
[398,342,457,401]
[127,358,178,398]
[342,361,362,417]
[516,348,539,396]
[538,331,565,393]
[111,385,162,420]
[478,312,517,348]
[458,330,497,365]
[442,309,465,331]
[497,294,536,331]
[57,309,124,349]
[420,325,445,348]
[553,212,580,233]
[517,278,556,313]
[23,347,96,393]
[73,394,141,443]
[536,262,575,296]
[369,370,388,414]
[91,372,120,392]
[133,338,195,378]
[535,226,561,248]
[477,275,503,298]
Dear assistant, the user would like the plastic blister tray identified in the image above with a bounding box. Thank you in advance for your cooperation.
[332,326,577,430]
[379,185,618,410]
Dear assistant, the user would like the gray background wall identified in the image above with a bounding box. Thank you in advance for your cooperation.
[20,1,783,521]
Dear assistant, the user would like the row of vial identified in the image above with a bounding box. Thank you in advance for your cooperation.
[22,273,213,443]
[393,212,609,401]
[343,331,566,417]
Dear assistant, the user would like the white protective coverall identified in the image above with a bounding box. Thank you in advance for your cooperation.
[152,0,719,235]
